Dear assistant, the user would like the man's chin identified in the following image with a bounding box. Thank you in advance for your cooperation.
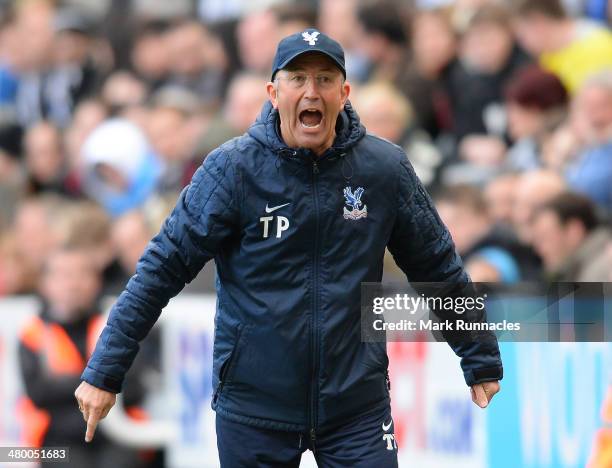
[299,141,327,155]
[295,133,325,149]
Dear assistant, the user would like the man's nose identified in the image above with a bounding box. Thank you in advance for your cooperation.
[303,76,321,98]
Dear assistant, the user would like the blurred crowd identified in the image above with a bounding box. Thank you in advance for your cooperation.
[1,0,612,464]
[1,0,612,295]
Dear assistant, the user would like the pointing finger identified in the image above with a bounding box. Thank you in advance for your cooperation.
[472,384,488,408]
[85,412,100,442]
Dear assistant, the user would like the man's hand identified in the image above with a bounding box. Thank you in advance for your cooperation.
[470,380,500,408]
[74,381,117,442]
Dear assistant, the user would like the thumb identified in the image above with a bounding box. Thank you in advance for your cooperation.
[471,384,489,408]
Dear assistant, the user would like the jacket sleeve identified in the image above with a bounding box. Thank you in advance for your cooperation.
[81,148,239,392]
[387,156,503,386]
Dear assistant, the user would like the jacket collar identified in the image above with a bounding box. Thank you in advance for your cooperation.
[248,100,366,160]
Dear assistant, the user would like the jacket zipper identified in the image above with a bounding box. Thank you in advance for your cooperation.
[310,159,320,451]
[212,326,243,405]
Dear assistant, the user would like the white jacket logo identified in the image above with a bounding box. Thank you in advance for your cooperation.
[260,202,290,238]
[382,419,397,451]
[343,186,368,220]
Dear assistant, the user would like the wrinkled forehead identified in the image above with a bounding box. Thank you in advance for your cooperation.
[281,52,343,75]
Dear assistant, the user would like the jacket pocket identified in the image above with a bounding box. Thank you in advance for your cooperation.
[363,342,391,398]
[361,341,389,371]
[212,320,245,404]
[373,341,389,369]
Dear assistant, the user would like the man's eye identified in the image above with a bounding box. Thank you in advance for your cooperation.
[291,75,307,84]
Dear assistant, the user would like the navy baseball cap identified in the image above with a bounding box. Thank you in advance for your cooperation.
[271,28,346,80]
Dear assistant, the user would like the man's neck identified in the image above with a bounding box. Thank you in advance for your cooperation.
[278,125,337,157]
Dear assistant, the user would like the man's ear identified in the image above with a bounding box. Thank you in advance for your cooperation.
[341,81,351,107]
[266,82,279,109]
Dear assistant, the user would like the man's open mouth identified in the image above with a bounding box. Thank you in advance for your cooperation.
[299,109,323,128]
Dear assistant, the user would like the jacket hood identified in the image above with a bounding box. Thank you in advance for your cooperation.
[248,100,366,156]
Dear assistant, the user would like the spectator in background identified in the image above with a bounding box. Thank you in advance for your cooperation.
[271,3,317,39]
[164,19,227,108]
[513,0,612,93]
[236,9,279,75]
[12,195,68,282]
[223,73,270,134]
[45,8,104,127]
[565,69,612,212]
[357,1,439,136]
[353,81,412,144]
[1,0,611,382]
[17,245,147,467]
[80,118,162,218]
[0,233,37,296]
[63,98,109,195]
[12,0,56,127]
[531,191,611,281]
[435,184,523,282]
[192,72,270,160]
[60,201,128,295]
[484,172,520,226]
[411,8,457,82]
[443,4,530,149]
[318,0,369,81]
[231,4,317,83]
[145,86,203,194]
[111,210,155,277]
[354,81,442,187]
[102,77,151,140]
[24,121,71,195]
[100,70,148,115]
[130,21,171,91]
[409,7,458,144]
[15,3,107,129]
[504,65,568,171]
[512,169,567,245]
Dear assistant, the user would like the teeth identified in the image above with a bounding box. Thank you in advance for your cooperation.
[301,121,321,128]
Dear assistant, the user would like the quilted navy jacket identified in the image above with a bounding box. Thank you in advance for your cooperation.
[82,101,503,434]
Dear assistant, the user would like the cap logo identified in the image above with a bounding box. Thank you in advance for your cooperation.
[302,30,320,46]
